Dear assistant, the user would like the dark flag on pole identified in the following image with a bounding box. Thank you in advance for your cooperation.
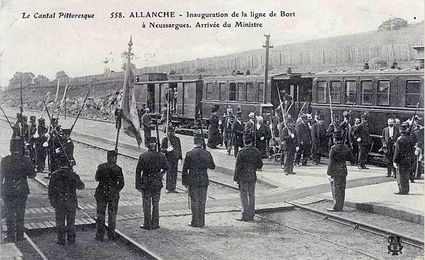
[119,37,143,147]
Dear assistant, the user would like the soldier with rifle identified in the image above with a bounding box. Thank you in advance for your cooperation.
[34,118,49,172]
[182,132,215,227]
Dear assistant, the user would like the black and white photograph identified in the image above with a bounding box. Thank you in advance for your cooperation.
[0,0,424,259]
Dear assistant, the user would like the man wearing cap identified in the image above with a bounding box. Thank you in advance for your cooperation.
[393,122,415,194]
[327,131,354,212]
[234,133,263,221]
[353,113,372,169]
[161,125,182,193]
[232,111,245,157]
[94,150,124,241]
[48,153,85,245]
[35,118,49,172]
[381,118,399,177]
[136,137,168,230]
[141,108,152,147]
[182,132,215,227]
[0,139,36,242]
[295,114,312,166]
[207,105,220,149]
[411,116,424,180]
[310,114,327,165]
[280,117,298,174]
[28,116,38,166]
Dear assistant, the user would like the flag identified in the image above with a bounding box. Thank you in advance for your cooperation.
[120,46,142,147]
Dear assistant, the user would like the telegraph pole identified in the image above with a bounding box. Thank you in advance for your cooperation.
[262,34,273,103]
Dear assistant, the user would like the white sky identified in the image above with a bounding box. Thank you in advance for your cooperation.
[0,0,423,87]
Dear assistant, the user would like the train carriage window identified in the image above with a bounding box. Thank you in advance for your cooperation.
[330,81,341,103]
[317,81,327,103]
[219,83,226,101]
[405,81,421,107]
[377,81,390,106]
[229,83,237,101]
[361,81,373,105]
[345,81,357,104]
[246,82,255,102]
[258,83,264,102]
[205,83,213,100]
[237,82,246,101]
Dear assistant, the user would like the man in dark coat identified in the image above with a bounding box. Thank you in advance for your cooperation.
[95,150,125,241]
[35,118,48,172]
[350,118,361,166]
[141,108,152,147]
[207,105,220,149]
[224,108,236,155]
[161,125,182,193]
[411,116,424,180]
[232,111,245,157]
[135,137,168,230]
[353,114,372,169]
[182,133,215,227]
[295,114,311,166]
[393,123,415,195]
[234,133,263,221]
[327,131,354,212]
[0,139,36,242]
[48,154,85,245]
[256,116,270,159]
[310,114,327,165]
[381,118,399,177]
[280,117,298,174]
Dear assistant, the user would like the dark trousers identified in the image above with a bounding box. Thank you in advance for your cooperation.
[189,186,208,227]
[239,181,256,220]
[4,195,27,240]
[358,144,370,167]
[234,143,242,157]
[29,145,37,166]
[142,189,161,229]
[311,148,321,164]
[352,142,359,165]
[143,130,151,147]
[396,166,410,194]
[96,196,119,238]
[295,143,311,165]
[331,175,346,211]
[166,159,178,192]
[36,145,46,171]
[283,150,295,174]
[55,205,76,243]
[386,152,395,176]
[415,158,423,179]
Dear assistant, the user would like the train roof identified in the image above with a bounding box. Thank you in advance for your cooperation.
[314,67,424,77]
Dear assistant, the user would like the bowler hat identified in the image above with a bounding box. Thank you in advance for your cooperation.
[107,150,118,158]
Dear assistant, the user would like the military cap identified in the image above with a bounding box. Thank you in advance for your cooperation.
[107,150,118,158]
[193,132,203,144]
[38,118,45,123]
[399,122,410,133]
[146,137,157,144]
[10,139,22,153]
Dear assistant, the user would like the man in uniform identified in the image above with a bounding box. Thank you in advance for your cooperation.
[326,131,354,212]
[381,118,399,177]
[310,114,327,165]
[207,105,220,149]
[161,125,182,193]
[280,117,298,174]
[94,150,125,241]
[223,108,236,155]
[135,137,168,230]
[350,118,361,166]
[141,108,152,147]
[28,116,38,166]
[182,132,215,227]
[393,122,415,195]
[295,114,311,166]
[48,153,85,245]
[353,113,372,169]
[234,133,263,221]
[232,111,245,157]
[411,116,424,180]
[35,118,49,172]
[0,139,36,242]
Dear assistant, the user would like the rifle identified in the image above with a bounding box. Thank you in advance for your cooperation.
[0,105,14,129]
[70,89,90,134]
[56,84,69,118]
